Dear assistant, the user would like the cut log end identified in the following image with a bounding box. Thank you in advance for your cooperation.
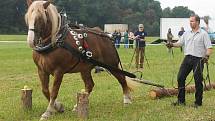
[149,90,157,99]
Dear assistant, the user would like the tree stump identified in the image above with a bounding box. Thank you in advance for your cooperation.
[21,88,32,109]
[149,83,215,99]
[77,91,89,120]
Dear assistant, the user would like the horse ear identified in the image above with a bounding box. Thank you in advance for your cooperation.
[43,1,51,9]
[26,0,33,7]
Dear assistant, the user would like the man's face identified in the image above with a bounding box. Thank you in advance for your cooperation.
[139,27,144,31]
[190,16,199,30]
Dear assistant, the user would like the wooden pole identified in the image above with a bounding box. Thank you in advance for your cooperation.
[77,91,89,120]
[149,83,215,99]
[21,88,32,109]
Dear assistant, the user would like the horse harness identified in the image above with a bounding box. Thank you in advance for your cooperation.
[33,12,136,78]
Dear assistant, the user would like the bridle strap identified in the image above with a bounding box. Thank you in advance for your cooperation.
[29,28,36,32]
[42,34,52,42]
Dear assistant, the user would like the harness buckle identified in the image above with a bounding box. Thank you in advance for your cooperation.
[86,51,93,58]
[78,46,83,51]
[75,41,80,46]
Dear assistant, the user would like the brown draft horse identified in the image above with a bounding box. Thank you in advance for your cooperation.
[25,0,133,120]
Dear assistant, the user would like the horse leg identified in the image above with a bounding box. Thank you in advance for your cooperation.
[38,69,50,101]
[110,71,132,104]
[40,72,64,120]
[72,70,94,112]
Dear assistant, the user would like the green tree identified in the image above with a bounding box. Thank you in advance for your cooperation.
[162,7,172,18]
[162,6,195,18]
[172,6,195,18]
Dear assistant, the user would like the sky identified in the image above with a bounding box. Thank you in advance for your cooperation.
[156,0,215,19]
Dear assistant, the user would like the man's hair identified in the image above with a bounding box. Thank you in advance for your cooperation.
[190,14,200,24]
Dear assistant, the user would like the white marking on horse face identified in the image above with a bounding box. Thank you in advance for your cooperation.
[27,30,35,48]
[27,12,36,48]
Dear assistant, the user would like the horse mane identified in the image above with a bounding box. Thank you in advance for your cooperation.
[25,0,60,43]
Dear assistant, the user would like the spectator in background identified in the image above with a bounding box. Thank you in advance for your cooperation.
[115,30,121,48]
[128,31,135,48]
[167,28,174,42]
[123,30,129,48]
[178,27,185,37]
[178,27,185,52]
[134,24,147,69]
[167,28,174,53]
[112,30,118,48]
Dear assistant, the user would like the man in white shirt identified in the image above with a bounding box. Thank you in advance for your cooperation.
[166,15,213,107]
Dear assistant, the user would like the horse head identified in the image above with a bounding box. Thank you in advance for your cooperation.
[25,0,59,48]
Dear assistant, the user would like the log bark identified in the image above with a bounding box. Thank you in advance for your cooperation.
[77,92,89,119]
[21,89,32,109]
[149,83,215,99]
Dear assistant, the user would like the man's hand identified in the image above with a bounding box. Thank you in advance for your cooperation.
[202,55,210,63]
[166,42,173,48]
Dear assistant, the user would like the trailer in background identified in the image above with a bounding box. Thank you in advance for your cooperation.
[104,24,128,33]
[160,18,215,41]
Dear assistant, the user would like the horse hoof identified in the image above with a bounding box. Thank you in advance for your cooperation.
[72,104,78,112]
[40,111,52,121]
[123,95,132,104]
[123,99,132,104]
[54,102,64,113]
[56,105,64,113]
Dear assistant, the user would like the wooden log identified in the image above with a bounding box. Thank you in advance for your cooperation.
[149,83,215,99]
[77,91,89,119]
[21,88,32,109]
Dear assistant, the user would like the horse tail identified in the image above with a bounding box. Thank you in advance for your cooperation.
[112,45,141,90]
[103,36,140,90]
[125,76,142,91]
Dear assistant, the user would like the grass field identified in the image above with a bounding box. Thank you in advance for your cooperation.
[0,35,215,121]
[0,35,27,41]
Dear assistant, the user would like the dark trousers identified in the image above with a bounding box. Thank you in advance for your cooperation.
[177,55,204,105]
[129,40,134,48]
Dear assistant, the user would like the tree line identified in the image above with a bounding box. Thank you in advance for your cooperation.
[0,0,195,36]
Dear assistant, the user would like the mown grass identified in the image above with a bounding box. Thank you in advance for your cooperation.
[0,37,215,121]
[0,35,27,41]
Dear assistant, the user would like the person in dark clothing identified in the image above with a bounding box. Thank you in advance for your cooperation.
[178,27,185,37]
[166,15,213,108]
[112,30,118,48]
[115,30,121,48]
[178,27,185,52]
[134,24,147,69]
